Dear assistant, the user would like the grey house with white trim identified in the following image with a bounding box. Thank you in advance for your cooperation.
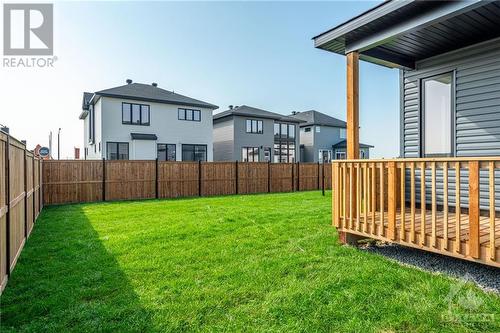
[213,105,302,162]
[80,80,218,161]
[289,110,373,162]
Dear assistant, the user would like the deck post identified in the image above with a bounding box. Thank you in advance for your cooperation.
[468,161,480,259]
[333,163,340,227]
[339,51,360,243]
[346,51,359,219]
[387,161,397,240]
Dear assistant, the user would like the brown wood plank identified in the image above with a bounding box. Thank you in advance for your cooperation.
[468,161,480,259]
[489,161,496,261]
[387,161,396,240]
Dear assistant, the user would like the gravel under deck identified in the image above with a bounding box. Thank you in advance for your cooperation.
[362,243,500,294]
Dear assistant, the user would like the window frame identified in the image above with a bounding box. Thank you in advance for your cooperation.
[242,147,260,162]
[273,122,297,163]
[245,119,263,134]
[157,143,177,161]
[122,102,150,126]
[181,144,207,161]
[106,142,129,160]
[420,71,455,157]
[178,108,201,122]
[335,151,346,160]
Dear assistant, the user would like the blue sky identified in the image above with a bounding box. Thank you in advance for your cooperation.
[1,1,399,158]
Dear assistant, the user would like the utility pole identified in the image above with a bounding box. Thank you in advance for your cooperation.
[49,131,53,159]
[57,128,61,160]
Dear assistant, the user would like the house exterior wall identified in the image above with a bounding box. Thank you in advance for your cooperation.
[86,96,213,161]
[213,118,234,161]
[83,99,103,160]
[402,37,500,158]
[213,115,300,162]
[400,38,500,209]
[232,115,275,162]
[299,125,347,162]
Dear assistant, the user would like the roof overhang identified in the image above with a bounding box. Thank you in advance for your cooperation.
[130,133,158,140]
[314,0,500,69]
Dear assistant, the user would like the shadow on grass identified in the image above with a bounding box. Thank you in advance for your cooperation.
[0,205,152,332]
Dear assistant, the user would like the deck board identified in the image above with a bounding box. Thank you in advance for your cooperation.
[340,208,499,250]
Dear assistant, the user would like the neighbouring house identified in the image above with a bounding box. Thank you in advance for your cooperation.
[79,80,218,161]
[314,0,500,266]
[213,105,302,162]
[289,110,373,162]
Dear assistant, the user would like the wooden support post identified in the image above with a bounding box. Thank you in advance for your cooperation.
[468,161,480,259]
[235,161,239,194]
[291,162,295,192]
[297,162,300,191]
[155,158,159,199]
[322,162,325,196]
[387,161,397,240]
[198,160,202,197]
[32,157,35,224]
[5,135,11,276]
[333,163,340,227]
[267,161,271,193]
[102,158,106,202]
[347,52,359,220]
[317,162,320,190]
[23,147,27,238]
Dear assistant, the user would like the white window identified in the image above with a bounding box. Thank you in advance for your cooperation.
[319,150,332,163]
[340,128,346,139]
[316,126,321,133]
[423,73,452,156]
[335,151,346,160]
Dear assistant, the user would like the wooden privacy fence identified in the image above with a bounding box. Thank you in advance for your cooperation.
[42,160,332,205]
[0,131,42,292]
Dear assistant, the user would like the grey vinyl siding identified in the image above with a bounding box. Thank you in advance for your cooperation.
[299,126,345,162]
[213,115,300,162]
[213,119,234,161]
[402,37,500,158]
[233,116,275,162]
[401,37,500,210]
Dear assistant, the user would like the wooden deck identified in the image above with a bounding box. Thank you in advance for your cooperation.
[332,158,500,268]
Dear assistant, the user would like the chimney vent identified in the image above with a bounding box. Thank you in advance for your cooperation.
[0,126,9,134]
[229,105,233,110]
[126,79,132,84]
[152,82,158,87]
[21,140,27,145]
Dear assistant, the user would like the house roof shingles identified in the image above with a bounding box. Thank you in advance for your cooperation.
[82,82,218,112]
[332,139,374,149]
[214,105,303,123]
[289,110,346,128]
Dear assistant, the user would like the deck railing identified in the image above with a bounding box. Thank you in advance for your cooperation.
[332,158,500,267]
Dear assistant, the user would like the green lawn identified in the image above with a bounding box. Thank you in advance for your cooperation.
[1,191,499,332]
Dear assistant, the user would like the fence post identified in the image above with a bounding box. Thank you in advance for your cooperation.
[5,135,11,276]
[198,160,202,197]
[291,162,295,192]
[267,161,271,193]
[32,157,35,223]
[155,158,159,199]
[23,147,27,238]
[322,162,325,196]
[235,160,238,194]
[102,158,106,202]
[39,160,43,209]
[297,162,300,191]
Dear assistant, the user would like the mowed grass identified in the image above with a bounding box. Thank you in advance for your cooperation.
[1,191,499,332]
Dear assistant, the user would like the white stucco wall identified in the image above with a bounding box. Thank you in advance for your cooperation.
[98,96,214,161]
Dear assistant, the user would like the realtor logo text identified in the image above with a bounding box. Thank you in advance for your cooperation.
[3,3,56,68]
